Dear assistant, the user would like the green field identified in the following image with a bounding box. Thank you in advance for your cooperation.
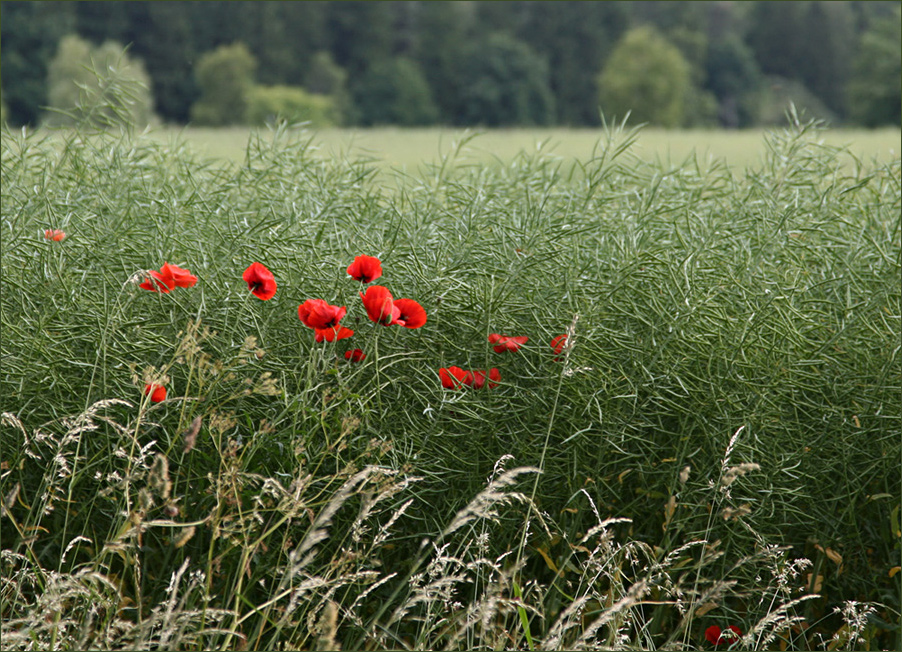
[155,124,901,173]
[2,118,900,650]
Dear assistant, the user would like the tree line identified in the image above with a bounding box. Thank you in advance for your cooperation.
[2,0,899,129]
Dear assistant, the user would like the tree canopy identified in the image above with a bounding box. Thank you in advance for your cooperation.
[1,0,899,128]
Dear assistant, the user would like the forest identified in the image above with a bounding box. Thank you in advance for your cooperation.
[1,1,900,129]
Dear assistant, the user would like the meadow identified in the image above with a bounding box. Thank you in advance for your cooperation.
[1,114,900,650]
[153,124,902,178]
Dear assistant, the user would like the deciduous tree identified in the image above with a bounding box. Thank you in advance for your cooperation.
[457,33,555,126]
[190,42,257,126]
[847,5,901,126]
[44,34,155,128]
[597,26,691,128]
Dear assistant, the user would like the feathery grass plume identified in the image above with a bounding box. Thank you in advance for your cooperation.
[443,466,542,538]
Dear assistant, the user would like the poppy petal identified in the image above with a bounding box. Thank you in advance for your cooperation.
[488,367,501,388]
[360,285,400,325]
[345,348,366,362]
[161,262,198,288]
[394,298,427,329]
[144,383,167,403]
[347,255,383,283]
[243,262,277,300]
[705,626,722,645]
[140,269,174,293]
[299,299,347,329]
[439,366,470,389]
[315,326,354,342]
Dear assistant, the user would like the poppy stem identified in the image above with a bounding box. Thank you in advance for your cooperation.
[373,329,383,415]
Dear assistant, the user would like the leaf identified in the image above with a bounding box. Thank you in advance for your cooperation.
[535,545,561,575]
[815,543,844,575]
[695,601,718,617]
[806,573,823,593]
[663,495,677,531]
[512,580,534,651]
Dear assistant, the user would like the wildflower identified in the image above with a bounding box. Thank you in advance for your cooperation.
[315,326,354,342]
[551,334,569,360]
[472,368,501,389]
[44,229,66,241]
[144,383,167,403]
[360,285,401,325]
[243,262,277,300]
[139,269,175,293]
[488,333,528,353]
[705,625,742,647]
[140,263,198,292]
[439,366,470,389]
[347,255,383,283]
[345,349,366,362]
[394,298,427,329]
[160,262,197,288]
[439,367,500,390]
[298,299,348,330]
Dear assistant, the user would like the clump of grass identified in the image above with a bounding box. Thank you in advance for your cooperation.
[1,92,899,650]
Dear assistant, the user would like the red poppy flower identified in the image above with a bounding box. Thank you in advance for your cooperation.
[360,285,401,325]
[140,268,175,293]
[705,625,741,647]
[439,366,470,389]
[44,229,66,241]
[161,262,198,288]
[488,333,528,353]
[144,383,167,403]
[345,348,366,362]
[551,334,568,354]
[298,299,348,330]
[551,334,569,360]
[315,326,354,342]
[471,368,501,389]
[243,262,277,300]
[347,255,383,283]
[394,298,427,329]
[439,367,500,390]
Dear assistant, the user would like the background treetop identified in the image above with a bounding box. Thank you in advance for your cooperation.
[1,0,899,128]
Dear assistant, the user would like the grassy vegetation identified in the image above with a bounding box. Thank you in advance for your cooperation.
[150,124,902,174]
[1,113,899,650]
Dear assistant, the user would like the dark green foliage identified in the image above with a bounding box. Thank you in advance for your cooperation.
[457,33,556,127]
[746,1,809,81]
[351,57,438,127]
[411,1,471,124]
[140,2,199,123]
[326,1,394,77]
[706,36,764,128]
[0,1,76,126]
[758,76,841,126]
[3,0,900,127]
[797,1,856,117]
[847,5,902,126]
[518,1,629,126]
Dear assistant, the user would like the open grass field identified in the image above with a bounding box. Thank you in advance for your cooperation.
[1,116,900,650]
[153,124,901,174]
